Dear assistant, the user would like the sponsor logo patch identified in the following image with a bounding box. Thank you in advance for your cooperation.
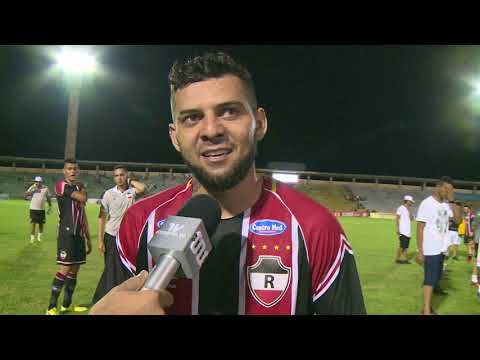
[247,256,291,308]
[250,219,287,236]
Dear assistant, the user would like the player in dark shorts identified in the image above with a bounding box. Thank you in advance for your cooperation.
[46,159,92,315]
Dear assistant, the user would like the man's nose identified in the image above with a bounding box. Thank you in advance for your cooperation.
[200,113,225,143]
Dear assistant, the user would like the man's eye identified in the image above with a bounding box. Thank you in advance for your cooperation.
[181,114,201,124]
[220,107,239,118]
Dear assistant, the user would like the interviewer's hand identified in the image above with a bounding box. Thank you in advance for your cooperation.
[89,270,173,315]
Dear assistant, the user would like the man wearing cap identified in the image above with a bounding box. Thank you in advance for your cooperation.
[395,195,415,264]
[25,176,52,244]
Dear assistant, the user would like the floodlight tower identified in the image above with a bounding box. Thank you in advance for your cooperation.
[55,47,97,160]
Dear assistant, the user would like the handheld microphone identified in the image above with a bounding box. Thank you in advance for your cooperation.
[142,194,221,291]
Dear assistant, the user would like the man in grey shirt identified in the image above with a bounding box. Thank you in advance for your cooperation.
[92,165,145,304]
[25,176,52,244]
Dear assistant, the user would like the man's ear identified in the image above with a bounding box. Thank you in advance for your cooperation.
[254,107,268,141]
[169,122,181,152]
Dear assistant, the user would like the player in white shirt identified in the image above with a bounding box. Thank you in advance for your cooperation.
[24,176,52,243]
[416,177,461,315]
[92,165,145,304]
[395,195,415,264]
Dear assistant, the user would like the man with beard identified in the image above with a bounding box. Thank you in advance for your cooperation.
[90,51,366,315]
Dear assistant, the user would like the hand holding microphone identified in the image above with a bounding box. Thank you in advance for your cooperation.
[89,194,221,315]
[142,194,221,291]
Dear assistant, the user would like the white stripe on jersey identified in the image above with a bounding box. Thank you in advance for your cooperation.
[291,217,299,315]
[147,211,155,270]
[313,235,351,301]
[264,188,301,314]
[238,208,251,315]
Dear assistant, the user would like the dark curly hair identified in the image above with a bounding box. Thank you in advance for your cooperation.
[168,51,257,111]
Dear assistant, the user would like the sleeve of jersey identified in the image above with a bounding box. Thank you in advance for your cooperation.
[100,192,108,214]
[312,251,366,315]
[416,202,428,223]
[115,206,146,276]
[55,180,76,198]
[309,217,366,315]
[55,180,66,197]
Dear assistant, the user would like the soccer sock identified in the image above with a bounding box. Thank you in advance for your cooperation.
[49,272,66,310]
[62,273,77,308]
[472,274,478,284]
[30,235,35,242]
[37,233,43,241]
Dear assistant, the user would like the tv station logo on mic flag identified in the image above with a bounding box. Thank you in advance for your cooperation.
[247,256,291,308]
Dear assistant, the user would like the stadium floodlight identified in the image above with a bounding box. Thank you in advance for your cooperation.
[52,47,98,160]
[55,48,97,75]
[272,173,299,184]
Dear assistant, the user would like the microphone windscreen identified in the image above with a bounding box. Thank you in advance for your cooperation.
[176,194,221,238]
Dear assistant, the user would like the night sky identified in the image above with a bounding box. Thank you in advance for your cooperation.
[1,45,480,180]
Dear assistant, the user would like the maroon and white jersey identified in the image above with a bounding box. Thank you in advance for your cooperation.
[115,178,366,315]
[464,212,475,237]
[55,179,86,237]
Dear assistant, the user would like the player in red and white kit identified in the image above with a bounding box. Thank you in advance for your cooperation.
[90,51,366,315]
[46,159,92,315]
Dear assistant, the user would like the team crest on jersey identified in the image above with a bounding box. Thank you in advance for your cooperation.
[247,255,291,308]
[60,251,67,260]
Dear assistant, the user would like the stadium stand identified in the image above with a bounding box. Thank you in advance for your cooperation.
[295,182,357,211]
[0,171,187,199]
[347,183,480,214]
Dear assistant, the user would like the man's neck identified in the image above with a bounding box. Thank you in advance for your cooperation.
[195,166,263,219]
[432,192,443,203]
[117,184,128,193]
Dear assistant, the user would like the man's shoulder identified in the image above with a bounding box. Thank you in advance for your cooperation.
[419,196,433,206]
[123,182,191,220]
[103,186,117,197]
[271,180,342,232]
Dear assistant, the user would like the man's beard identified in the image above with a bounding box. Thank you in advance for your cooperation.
[182,143,257,193]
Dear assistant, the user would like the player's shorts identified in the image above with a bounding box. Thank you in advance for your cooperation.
[451,231,461,246]
[57,233,86,265]
[424,254,443,287]
[399,235,410,250]
[29,209,45,224]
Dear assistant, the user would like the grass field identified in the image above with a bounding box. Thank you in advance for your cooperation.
[0,199,478,315]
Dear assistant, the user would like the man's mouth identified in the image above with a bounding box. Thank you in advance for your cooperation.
[201,148,233,160]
